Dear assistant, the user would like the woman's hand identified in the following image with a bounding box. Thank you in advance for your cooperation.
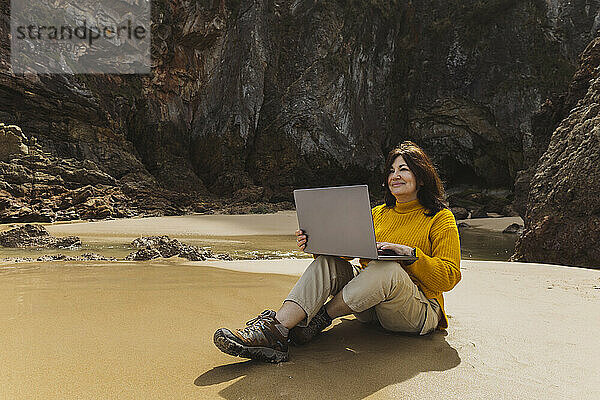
[376,241,415,256]
[296,229,307,251]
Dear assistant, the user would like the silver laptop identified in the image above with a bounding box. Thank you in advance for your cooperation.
[293,185,418,261]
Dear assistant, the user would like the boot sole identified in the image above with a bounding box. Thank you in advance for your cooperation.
[213,329,289,363]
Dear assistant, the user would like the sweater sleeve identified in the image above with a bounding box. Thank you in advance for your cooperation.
[404,209,461,293]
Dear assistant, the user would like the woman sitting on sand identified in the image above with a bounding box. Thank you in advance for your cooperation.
[214,141,461,363]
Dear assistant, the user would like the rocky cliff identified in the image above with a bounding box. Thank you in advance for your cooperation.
[512,37,600,268]
[1,1,599,218]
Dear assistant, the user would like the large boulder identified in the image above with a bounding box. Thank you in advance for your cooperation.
[512,39,600,268]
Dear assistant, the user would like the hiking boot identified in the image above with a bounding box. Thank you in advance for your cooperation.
[288,305,333,345]
[213,310,289,363]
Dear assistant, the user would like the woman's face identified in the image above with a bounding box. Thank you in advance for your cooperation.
[387,155,419,202]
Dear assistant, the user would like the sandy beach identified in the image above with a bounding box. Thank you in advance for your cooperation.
[0,257,598,399]
[1,213,598,399]
[41,211,302,240]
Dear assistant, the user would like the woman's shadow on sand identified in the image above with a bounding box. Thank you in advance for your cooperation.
[195,318,461,399]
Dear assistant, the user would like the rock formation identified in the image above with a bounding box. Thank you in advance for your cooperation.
[125,235,230,261]
[0,224,80,248]
[0,125,211,222]
[513,36,600,216]
[1,0,597,205]
[502,223,523,234]
[512,38,600,268]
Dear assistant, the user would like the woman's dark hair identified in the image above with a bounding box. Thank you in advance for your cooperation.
[383,141,448,217]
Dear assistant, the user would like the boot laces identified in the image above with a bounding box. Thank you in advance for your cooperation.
[245,310,274,326]
[241,321,267,335]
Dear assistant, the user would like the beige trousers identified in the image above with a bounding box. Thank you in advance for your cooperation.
[284,255,441,335]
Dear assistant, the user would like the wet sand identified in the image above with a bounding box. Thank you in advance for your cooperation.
[1,257,598,399]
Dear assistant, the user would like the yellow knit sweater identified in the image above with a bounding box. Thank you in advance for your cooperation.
[360,199,461,330]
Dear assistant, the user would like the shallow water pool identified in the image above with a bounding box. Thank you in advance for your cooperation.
[0,230,517,262]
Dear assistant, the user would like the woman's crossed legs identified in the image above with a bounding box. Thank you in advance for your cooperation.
[283,255,440,336]
[213,255,440,363]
